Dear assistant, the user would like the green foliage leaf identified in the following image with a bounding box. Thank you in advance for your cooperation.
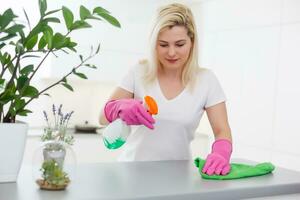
[52,33,65,49]
[0,43,5,49]
[79,55,83,62]
[62,6,74,30]
[66,41,77,52]
[93,7,120,28]
[23,9,31,30]
[25,34,38,50]
[17,75,29,90]
[0,86,15,104]
[45,9,61,16]
[23,85,39,97]
[96,44,101,54]
[20,65,34,76]
[0,52,11,66]
[30,21,48,36]
[15,41,24,54]
[0,33,17,42]
[0,79,5,85]
[43,28,53,49]
[64,37,77,52]
[0,79,5,93]
[4,24,25,34]
[62,83,73,91]
[73,71,87,79]
[80,6,91,20]
[70,20,91,31]
[0,9,17,29]
[8,107,16,116]
[14,98,25,111]
[84,63,97,69]
[22,55,40,59]
[38,35,47,49]
[17,109,32,116]
[68,46,77,52]
[44,17,60,23]
[43,93,51,97]
[93,7,110,15]
[39,0,47,17]
[7,62,14,74]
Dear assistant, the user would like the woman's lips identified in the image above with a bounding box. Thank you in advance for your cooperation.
[166,58,179,63]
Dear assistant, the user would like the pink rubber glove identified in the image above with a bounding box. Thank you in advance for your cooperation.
[104,99,155,129]
[202,139,232,176]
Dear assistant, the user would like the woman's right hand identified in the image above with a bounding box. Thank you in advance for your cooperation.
[104,99,155,129]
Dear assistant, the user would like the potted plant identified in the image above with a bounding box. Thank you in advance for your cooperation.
[34,104,75,190]
[0,0,120,182]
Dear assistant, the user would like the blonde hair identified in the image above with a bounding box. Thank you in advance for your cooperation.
[142,3,200,90]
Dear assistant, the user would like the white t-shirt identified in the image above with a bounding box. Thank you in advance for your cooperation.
[117,64,226,161]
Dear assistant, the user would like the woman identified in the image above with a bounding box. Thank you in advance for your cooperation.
[99,3,232,176]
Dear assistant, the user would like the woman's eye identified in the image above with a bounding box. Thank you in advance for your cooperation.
[176,43,185,47]
[160,44,168,47]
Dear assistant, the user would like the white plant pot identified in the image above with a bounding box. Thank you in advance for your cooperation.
[0,122,28,182]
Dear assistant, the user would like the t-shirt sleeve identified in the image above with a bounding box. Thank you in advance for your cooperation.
[205,70,227,108]
[117,66,135,93]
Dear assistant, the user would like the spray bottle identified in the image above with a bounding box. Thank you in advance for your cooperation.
[102,96,158,149]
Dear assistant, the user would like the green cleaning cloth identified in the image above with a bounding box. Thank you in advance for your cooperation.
[194,158,275,180]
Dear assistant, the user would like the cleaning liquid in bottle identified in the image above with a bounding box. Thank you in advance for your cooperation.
[102,96,158,149]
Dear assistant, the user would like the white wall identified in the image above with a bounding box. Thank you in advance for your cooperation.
[197,0,300,171]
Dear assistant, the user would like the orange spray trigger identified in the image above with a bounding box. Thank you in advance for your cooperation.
[144,96,158,115]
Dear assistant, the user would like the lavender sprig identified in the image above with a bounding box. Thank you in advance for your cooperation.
[52,104,58,130]
[57,104,63,129]
[43,110,50,128]
[41,104,75,145]
[65,111,74,128]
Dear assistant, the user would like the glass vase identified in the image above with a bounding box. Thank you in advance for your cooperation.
[32,140,76,190]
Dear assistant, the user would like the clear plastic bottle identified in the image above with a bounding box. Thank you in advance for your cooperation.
[102,96,158,150]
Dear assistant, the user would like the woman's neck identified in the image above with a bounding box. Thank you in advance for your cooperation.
[158,65,183,81]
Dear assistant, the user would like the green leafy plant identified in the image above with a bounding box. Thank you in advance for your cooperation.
[0,0,120,123]
[38,159,69,188]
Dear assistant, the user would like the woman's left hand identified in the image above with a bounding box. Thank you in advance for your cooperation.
[202,139,232,175]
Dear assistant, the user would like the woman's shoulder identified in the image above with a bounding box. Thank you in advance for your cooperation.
[193,67,222,90]
[197,67,217,80]
[128,59,149,73]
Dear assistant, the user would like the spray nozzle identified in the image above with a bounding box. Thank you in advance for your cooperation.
[144,95,158,115]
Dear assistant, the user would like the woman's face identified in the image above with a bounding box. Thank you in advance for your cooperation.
[156,26,192,71]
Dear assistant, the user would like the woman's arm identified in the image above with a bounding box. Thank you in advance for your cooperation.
[202,101,232,175]
[206,102,232,142]
[99,87,133,126]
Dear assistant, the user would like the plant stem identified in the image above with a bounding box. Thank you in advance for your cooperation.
[3,53,22,122]
[23,53,95,108]
[0,55,17,78]
[29,50,52,82]
[6,54,21,87]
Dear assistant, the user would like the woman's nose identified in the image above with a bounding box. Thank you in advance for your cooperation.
[167,47,176,57]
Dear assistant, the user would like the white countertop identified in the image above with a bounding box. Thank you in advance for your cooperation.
[1,159,300,200]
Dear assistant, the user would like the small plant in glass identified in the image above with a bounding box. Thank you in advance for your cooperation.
[36,104,75,190]
[36,159,70,190]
